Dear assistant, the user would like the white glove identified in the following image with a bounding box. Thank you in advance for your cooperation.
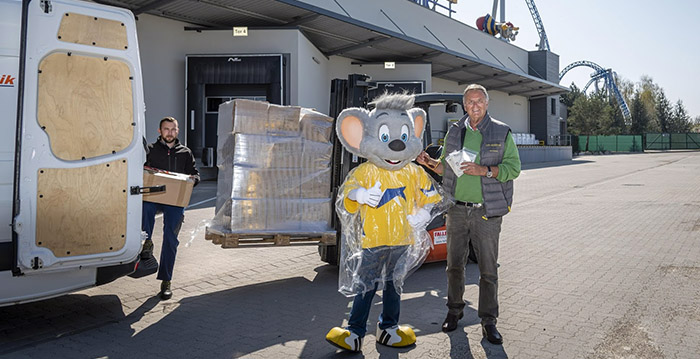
[406,207,432,229]
[353,181,383,208]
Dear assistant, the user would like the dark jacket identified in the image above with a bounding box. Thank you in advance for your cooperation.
[145,137,200,186]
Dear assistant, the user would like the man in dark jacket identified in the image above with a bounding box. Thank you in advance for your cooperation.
[142,116,200,300]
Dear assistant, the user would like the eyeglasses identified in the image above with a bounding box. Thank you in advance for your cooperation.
[466,99,486,107]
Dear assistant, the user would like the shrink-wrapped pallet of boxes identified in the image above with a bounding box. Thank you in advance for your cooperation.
[207,99,336,247]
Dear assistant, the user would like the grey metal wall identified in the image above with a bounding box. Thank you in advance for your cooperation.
[528,50,560,83]
[530,97,547,141]
[547,95,562,140]
[528,51,562,141]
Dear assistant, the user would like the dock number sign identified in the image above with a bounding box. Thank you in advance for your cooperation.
[233,27,248,37]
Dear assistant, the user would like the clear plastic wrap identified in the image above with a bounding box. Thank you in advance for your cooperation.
[336,162,452,297]
[209,100,335,237]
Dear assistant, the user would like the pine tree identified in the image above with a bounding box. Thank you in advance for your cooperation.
[669,100,691,133]
[655,89,672,133]
[630,93,649,134]
[608,96,626,134]
[692,116,700,133]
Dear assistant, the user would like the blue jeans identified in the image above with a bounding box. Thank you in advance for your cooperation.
[347,246,407,337]
[142,201,184,281]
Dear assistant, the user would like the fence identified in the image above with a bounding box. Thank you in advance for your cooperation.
[645,133,700,150]
[572,135,643,153]
[572,133,700,153]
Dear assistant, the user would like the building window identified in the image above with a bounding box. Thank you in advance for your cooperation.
[551,98,556,115]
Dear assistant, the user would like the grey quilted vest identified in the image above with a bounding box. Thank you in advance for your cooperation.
[443,112,514,217]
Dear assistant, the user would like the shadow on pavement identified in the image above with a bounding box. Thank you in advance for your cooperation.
[1,259,508,358]
[409,262,509,359]
[0,293,158,355]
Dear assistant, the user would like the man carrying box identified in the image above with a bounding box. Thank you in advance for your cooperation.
[142,117,200,300]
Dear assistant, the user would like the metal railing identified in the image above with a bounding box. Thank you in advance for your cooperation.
[410,0,457,17]
[547,135,571,146]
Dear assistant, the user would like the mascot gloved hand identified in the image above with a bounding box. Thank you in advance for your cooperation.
[406,205,433,231]
[350,181,383,207]
[325,93,448,352]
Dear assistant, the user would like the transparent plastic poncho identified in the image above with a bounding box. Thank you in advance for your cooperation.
[336,162,453,297]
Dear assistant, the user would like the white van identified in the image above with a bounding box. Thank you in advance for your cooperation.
[1,0,148,306]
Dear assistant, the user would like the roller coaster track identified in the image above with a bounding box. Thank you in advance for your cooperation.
[525,0,550,51]
[559,61,631,120]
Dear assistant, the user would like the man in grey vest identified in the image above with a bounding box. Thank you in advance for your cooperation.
[416,84,520,344]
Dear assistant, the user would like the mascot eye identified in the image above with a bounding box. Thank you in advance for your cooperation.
[379,124,390,142]
[400,125,409,142]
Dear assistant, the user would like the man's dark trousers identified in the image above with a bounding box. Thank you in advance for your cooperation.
[142,201,185,281]
[445,205,502,325]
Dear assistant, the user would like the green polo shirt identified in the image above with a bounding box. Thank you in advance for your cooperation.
[441,125,521,203]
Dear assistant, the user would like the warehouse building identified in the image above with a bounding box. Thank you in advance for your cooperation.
[96,0,570,163]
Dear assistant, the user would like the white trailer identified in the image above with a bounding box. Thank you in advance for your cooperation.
[0,0,148,306]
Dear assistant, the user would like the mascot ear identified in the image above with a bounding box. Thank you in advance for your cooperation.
[408,108,427,139]
[336,108,369,155]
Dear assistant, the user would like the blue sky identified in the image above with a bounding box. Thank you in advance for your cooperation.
[448,0,699,118]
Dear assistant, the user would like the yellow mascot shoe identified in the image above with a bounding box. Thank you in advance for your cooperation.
[325,327,362,352]
[376,324,416,347]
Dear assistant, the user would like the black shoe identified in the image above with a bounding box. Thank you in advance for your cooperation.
[140,239,154,260]
[159,280,172,300]
[441,312,464,332]
[482,324,503,345]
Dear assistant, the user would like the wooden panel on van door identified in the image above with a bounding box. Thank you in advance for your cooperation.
[57,12,128,50]
[37,53,134,161]
[36,159,128,257]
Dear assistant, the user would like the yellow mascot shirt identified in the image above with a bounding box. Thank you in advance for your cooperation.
[343,162,441,248]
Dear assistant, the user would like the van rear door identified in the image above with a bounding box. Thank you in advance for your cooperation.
[14,0,145,274]
[0,0,22,273]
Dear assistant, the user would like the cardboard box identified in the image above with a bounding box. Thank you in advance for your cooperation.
[231,166,302,198]
[300,108,334,143]
[231,99,269,135]
[232,133,304,168]
[267,104,301,133]
[143,169,195,207]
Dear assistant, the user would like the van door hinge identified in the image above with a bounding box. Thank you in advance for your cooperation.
[31,257,42,270]
[40,0,52,13]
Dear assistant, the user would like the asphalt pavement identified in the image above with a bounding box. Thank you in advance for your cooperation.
[1,151,699,359]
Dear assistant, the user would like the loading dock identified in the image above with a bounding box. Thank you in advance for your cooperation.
[185,54,289,165]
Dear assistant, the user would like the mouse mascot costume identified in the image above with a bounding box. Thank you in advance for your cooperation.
[325,93,449,352]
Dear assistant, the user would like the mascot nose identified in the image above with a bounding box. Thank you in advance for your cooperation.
[388,139,406,151]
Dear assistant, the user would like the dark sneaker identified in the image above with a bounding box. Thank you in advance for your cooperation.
[140,239,154,259]
[159,280,172,300]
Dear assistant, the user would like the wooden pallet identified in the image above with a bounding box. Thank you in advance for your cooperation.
[205,227,336,248]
